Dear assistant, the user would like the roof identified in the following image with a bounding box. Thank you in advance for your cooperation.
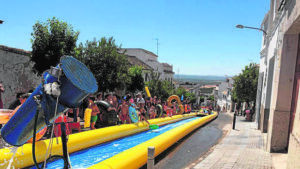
[200,85,217,89]
[0,45,31,56]
[162,62,172,67]
[199,87,214,94]
[163,70,175,74]
[121,48,158,57]
[126,55,153,70]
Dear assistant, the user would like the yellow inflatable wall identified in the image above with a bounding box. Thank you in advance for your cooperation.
[0,114,197,168]
[88,112,218,169]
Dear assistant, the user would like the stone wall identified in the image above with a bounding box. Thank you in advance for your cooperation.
[0,45,41,108]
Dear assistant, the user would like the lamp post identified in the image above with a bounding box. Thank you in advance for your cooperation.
[236,24,267,35]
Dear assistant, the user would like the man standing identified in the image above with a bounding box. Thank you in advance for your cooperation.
[0,83,4,109]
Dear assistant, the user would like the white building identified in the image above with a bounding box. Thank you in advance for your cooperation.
[217,78,234,112]
[121,48,174,81]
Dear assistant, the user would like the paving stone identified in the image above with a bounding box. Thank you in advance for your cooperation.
[192,116,274,169]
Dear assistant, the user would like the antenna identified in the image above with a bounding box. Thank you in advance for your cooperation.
[155,38,159,57]
[177,68,180,81]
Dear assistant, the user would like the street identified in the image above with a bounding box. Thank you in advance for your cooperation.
[144,112,232,169]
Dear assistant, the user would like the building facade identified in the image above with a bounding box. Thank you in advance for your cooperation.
[257,0,300,168]
[217,78,234,112]
[121,48,174,82]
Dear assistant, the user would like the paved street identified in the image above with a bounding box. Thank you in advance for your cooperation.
[191,115,273,169]
[153,112,232,169]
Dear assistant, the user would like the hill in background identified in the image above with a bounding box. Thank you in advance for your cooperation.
[174,74,228,85]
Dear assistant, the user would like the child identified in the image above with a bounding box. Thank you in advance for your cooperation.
[138,100,150,124]
[89,96,100,130]
[163,101,172,117]
[119,98,131,124]
[171,101,177,115]
[150,103,156,119]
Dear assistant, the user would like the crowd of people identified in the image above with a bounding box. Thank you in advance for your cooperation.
[78,92,193,130]
[0,81,194,133]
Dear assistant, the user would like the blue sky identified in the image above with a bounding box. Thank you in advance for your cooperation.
[0,0,269,76]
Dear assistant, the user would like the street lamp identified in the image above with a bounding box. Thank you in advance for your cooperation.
[236,24,267,35]
[0,20,3,24]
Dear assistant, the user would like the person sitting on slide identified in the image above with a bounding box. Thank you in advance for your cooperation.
[89,96,99,130]
[119,98,131,124]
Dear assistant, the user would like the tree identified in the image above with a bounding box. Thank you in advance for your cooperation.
[145,71,172,100]
[175,87,187,98]
[200,96,205,103]
[75,37,129,92]
[31,17,79,74]
[208,95,214,101]
[174,87,196,103]
[232,63,259,108]
[126,66,145,93]
[185,92,196,104]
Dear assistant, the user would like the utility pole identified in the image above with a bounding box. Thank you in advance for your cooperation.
[155,38,159,57]
[177,68,180,82]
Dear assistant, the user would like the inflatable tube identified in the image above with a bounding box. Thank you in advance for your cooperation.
[95,101,118,126]
[156,104,163,117]
[88,112,218,169]
[0,109,13,124]
[84,108,92,128]
[95,101,111,110]
[129,104,139,123]
[167,95,184,114]
[0,114,197,168]
[145,86,151,97]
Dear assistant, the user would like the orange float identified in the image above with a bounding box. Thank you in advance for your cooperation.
[167,95,184,114]
[0,109,13,124]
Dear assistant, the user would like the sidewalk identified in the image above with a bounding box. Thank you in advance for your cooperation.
[192,115,274,169]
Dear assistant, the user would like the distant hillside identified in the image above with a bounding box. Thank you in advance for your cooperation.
[174,74,228,84]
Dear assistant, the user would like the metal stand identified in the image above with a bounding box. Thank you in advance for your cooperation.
[59,122,71,169]
[233,113,236,130]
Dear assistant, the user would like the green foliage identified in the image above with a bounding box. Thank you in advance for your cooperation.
[232,63,259,103]
[126,66,145,93]
[31,17,79,74]
[200,96,205,103]
[75,37,129,92]
[174,87,196,103]
[175,87,187,97]
[185,92,196,104]
[145,71,172,100]
[208,95,214,101]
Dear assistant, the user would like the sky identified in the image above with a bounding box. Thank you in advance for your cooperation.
[0,0,270,76]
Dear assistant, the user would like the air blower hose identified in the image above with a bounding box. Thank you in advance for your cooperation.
[32,96,68,169]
